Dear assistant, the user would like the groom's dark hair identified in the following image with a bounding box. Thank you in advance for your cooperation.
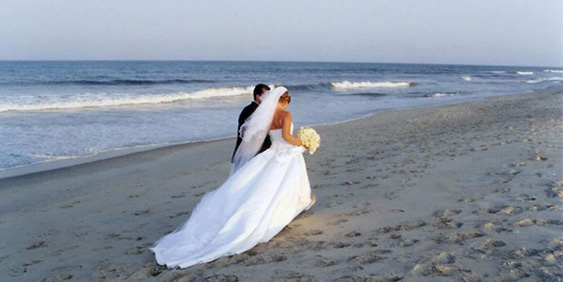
[253,84,271,101]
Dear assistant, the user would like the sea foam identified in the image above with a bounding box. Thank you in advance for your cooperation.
[526,77,563,84]
[330,81,412,89]
[516,71,534,75]
[425,92,455,98]
[0,86,256,112]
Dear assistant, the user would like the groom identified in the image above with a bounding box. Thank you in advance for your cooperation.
[231,84,272,163]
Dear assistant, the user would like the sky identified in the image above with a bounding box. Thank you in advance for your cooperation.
[1,0,562,67]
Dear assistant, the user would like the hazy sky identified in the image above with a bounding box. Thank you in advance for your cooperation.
[1,0,562,66]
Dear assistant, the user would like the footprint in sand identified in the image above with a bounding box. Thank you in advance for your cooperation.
[302,229,323,236]
[125,266,165,280]
[334,274,403,282]
[125,246,146,255]
[43,273,73,282]
[311,184,330,189]
[481,221,508,233]
[501,260,522,269]
[327,218,348,226]
[434,217,463,229]
[169,211,190,219]
[345,231,362,238]
[338,208,372,217]
[314,256,338,267]
[207,253,252,268]
[26,241,48,250]
[133,209,150,216]
[203,274,239,282]
[271,270,314,282]
[527,204,556,211]
[432,209,462,217]
[434,232,484,244]
[487,205,523,215]
[538,219,563,226]
[385,191,399,200]
[411,264,462,277]
[475,238,507,251]
[22,260,42,267]
[389,233,401,239]
[104,232,122,240]
[497,269,530,281]
[511,247,543,259]
[511,218,536,227]
[329,242,352,249]
[389,209,405,213]
[348,250,389,264]
[325,200,344,208]
[374,225,402,234]
[458,197,476,203]
[544,252,563,266]
[431,252,456,264]
[547,186,563,198]
[397,239,419,247]
[242,253,287,266]
[60,200,80,209]
[471,238,506,254]
[404,220,427,230]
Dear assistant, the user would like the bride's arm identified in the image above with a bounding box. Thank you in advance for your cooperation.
[282,113,304,147]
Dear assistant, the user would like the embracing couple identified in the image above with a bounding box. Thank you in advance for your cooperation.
[151,84,316,269]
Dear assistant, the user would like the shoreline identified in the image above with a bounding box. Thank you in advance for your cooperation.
[0,88,545,180]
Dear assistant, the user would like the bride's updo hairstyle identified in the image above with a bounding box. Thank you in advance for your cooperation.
[279,91,291,105]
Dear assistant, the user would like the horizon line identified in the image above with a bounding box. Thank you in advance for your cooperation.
[0,59,560,69]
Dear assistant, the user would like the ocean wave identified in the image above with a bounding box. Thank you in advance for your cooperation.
[287,82,331,91]
[349,92,387,97]
[0,86,255,112]
[489,71,507,74]
[330,81,413,89]
[47,78,215,86]
[461,76,472,81]
[525,77,563,84]
[516,71,534,75]
[543,69,563,73]
[424,92,456,98]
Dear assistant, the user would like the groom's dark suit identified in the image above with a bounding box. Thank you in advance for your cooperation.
[231,101,272,162]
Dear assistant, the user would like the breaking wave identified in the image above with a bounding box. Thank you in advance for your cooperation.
[516,71,534,75]
[525,77,563,84]
[424,92,456,98]
[0,86,255,112]
[330,81,413,89]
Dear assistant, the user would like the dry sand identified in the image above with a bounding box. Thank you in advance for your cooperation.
[1,88,562,282]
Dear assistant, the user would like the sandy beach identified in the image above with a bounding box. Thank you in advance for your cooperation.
[1,88,562,281]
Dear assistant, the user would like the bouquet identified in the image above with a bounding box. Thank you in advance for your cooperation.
[297,126,321,154]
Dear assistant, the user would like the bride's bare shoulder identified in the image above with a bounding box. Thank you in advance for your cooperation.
[279,110,291,118]
[274,109,291,119]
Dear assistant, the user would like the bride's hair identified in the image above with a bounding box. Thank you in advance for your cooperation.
[279,91,291,104]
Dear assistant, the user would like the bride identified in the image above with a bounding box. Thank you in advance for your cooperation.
[151,86,316,269]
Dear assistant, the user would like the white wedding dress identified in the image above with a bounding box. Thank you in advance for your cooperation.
[151,124,314,269]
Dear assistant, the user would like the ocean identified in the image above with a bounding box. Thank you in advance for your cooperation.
[0,61,561,172]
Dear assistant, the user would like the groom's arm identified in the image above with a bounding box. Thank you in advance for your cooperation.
[238,104,258,130]
[232,104,258,162]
